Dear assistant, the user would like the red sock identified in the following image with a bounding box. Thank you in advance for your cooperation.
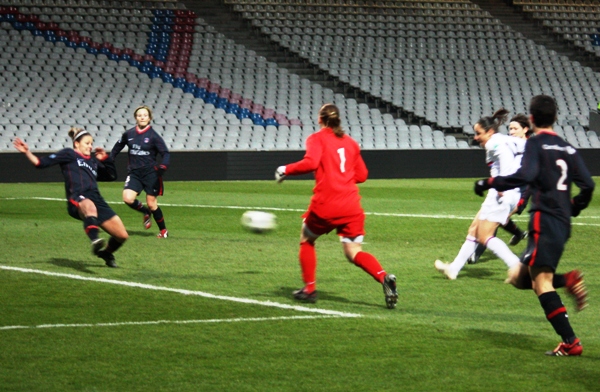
[353,251,386,283]
[299,242,316,293]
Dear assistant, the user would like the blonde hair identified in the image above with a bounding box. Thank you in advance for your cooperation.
[319,103,344,137]
[68,127,91,143]
[134,105,153,121]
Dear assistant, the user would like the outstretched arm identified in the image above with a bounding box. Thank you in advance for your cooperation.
[109,133,127,160]
[13,138,40,166]
[95,147,118,181]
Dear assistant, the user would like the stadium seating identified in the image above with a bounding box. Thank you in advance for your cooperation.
[516,2,600,59]
[0,1,473,151]
[0,1,598,152]
[234,0,600,138]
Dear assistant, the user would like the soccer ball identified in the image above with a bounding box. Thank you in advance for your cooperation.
[241,211,277,233]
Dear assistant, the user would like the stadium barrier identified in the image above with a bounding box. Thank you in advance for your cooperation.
[1,149,599,182]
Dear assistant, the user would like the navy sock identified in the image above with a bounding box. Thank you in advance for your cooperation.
[83,216,100,241]
[503,219,523,237]
[474,243,486,259]
[538,291,576,343]
[105,237,124,254]
[127,199,150,215]
[152,207,166,230]
[553,274,566,289]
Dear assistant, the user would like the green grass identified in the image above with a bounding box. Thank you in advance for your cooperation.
[1,179,599,391]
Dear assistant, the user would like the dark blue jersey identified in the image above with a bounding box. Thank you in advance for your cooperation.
[491,130,595,225]
[36,148,117,202]
[110,125,170,172]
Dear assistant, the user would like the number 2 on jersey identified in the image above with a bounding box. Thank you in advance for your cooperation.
[556,159,567,191]
[337,148,346,173]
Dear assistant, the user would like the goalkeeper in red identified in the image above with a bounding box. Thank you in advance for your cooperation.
[474,95,595,356]
[275,103,398,309]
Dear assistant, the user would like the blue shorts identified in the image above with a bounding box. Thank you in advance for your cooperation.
[124,167,163,196]
[522,211,571,272]
[67,190,117,224]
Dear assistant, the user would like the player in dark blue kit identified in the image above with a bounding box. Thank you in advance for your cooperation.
[474,95,595,356]
[110,105,171,238]
[13,127,129,268]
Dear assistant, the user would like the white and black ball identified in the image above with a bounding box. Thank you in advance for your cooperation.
[241,211,277,233]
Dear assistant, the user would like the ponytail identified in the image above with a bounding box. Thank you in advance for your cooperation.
[476,108,509,133]
[318,103,344,137]
[68,127,90,143]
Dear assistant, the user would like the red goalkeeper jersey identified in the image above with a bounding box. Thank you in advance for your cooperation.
[285,127,368,219]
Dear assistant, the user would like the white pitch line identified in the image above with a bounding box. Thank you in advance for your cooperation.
[0,266,361,318]
[0,315,343,331]
[2,196,600,225]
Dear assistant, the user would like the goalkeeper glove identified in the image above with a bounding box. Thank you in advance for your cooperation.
[474,178,491,197]
[275,166,286,183]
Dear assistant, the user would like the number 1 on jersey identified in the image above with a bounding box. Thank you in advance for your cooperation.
[337,148,346,173]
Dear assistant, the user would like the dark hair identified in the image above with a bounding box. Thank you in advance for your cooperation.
[510,113,532,138]
[68,127,91,143]
[319,103,344,137]
[529,95,557,128]
[476,108,509,133]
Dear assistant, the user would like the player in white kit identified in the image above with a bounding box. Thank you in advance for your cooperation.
[435,108,526,280]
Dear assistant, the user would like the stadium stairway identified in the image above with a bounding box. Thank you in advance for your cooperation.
[180,0,411,123]
[472,0,600,71]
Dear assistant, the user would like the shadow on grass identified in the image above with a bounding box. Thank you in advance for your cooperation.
[467,328,600,376]
[127,230,157,237]
[48,258,99,274]
[461,266,496,279]
[467,329,541,353]
[270,286,385,310]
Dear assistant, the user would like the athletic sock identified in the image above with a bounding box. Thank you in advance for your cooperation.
[485,237,520,268]
[83,216,100,241]
[539,291,576,343]
[353,251,386,283]
[448,235,478,276]
[473,242,486,259]
[105,237,124,254]
[299,242,317,293]
[553,274,566,289]
[503,219,523,237]
[152,207,166,230]
[127,199,150,215]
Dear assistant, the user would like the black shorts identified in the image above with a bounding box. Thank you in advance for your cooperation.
[124,168,164,196]
[67,190,117,224]
[521,211,571,272]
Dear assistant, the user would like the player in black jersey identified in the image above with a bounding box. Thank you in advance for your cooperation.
[475,95,595,356]
[13,127,129,268]
[110,106,171,238]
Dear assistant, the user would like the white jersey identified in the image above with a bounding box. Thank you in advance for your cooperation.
[479,133,526,224]
[485,133,527,178]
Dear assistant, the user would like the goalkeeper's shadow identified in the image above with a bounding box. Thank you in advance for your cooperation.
[271,286,385,309]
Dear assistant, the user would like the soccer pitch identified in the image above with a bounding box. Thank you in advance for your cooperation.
[1,179,599,391]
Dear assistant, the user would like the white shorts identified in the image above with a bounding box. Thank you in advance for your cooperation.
[478,188,520,224]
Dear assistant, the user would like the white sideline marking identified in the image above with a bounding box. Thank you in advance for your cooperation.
[0,315,342,331]
[2,197,600,225]
[0,266,361,318]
